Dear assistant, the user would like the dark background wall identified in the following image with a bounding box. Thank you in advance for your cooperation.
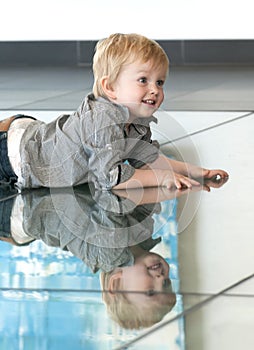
[0,40,254,66]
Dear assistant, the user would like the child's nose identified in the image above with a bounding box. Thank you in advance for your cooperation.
[149,82,159,95]
[155,271,164,278]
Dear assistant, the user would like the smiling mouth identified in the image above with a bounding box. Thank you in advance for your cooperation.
[142,99,156,106]
[147,262,162,270]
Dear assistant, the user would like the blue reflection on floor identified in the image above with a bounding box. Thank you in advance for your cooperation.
[0,196,184,350]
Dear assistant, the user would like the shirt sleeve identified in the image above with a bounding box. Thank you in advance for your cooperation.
[87,144,136,189]
[82,109,136,190]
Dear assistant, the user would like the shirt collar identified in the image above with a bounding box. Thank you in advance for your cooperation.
[88,93,130,123]
[87,93,158,126]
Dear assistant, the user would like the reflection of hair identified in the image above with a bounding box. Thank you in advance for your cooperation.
[100,271,176,330]
[93,33,169,98]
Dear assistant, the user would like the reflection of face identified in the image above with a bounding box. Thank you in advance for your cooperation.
[121,252,176,307]
[112,60,167,121]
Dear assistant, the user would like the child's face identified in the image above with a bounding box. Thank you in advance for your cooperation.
[111,60,167,121]
[121,252,176,307]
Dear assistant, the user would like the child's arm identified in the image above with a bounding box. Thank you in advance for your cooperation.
[141,155,229,181]
[112,167,200,190]
[112,155,228,190]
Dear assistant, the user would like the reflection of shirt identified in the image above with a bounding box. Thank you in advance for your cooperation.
[18,94,160,189]
[21,186,161,273]
[0,187,34,245]
[10,195,33,245]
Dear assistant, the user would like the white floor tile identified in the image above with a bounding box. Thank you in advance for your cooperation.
[226,276,254,295]
[183,295,254,350]
[119,294,254,350]
[174,113,254,293]
[152,110,248,144]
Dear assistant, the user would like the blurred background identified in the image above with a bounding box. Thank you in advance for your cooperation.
[0,0,254,66]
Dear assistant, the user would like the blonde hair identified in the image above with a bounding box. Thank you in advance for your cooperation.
[92,33,169,98]
[100,270,176,330]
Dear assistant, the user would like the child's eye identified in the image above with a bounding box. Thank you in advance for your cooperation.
[139,77,147,84]
[156,80,164,87]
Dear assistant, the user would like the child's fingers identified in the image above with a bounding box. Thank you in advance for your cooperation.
[219,170,229,179]
[205,175,229,188]
[189,177,203,186]
[207,169,229,180]
[174,175,201,189]
[203,184,211,192]
[175,179,185,189]
[166,179,181,189]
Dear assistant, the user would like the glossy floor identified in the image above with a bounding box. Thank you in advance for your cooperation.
[0,66,253,350]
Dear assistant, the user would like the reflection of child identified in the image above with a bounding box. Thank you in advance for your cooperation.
[0,33,228,190]
[100,247,176,329]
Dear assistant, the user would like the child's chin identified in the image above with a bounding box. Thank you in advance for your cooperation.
[140,112,155,118]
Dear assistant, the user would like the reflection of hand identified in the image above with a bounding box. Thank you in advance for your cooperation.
[113,185,207,206]
[113,187,179,205]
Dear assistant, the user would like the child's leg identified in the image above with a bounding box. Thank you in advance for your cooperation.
[0,129,17,185]
[0,115,35,185]
[8,116,35,182]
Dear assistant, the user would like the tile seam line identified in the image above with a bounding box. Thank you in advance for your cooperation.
[160,111,254,146]
[179,292,254,298]
[2,288,252,297]
[167,109,254,112]
[114,272,254,350]
[1,108,253,112]
[0,288,102,293]
[8,88,86,110]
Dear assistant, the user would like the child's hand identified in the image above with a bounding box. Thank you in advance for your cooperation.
[186,165,229,182]
[202,169,229,181]
[203,172,229,189]
[189,168,229,190]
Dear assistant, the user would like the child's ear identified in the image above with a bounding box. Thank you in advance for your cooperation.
[101,76,116,100]
[108,269,122,295]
